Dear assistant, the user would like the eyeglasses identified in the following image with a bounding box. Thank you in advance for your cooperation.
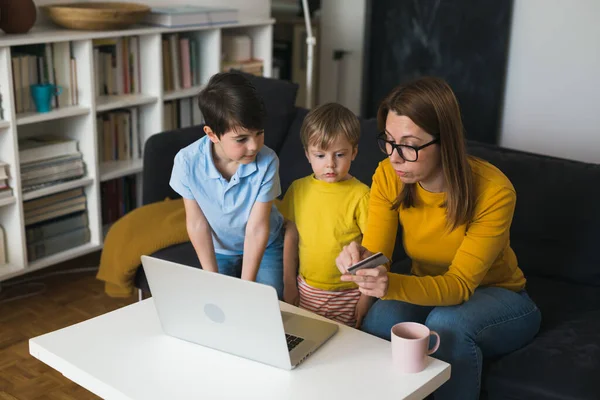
[377,133,439,162]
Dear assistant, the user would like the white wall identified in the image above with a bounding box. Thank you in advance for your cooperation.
[34,0,271,19]
[499,0,600,163]
[317,0,366,115]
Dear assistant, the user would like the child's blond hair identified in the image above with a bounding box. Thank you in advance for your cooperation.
[300,103,360,150]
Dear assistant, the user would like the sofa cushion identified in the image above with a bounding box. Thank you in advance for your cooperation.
[467,141,600,286]
[278,108,312,194]
[524,276,600,328]
[142,126,204,204]
[234,72,299,153]
[484,308,600,400]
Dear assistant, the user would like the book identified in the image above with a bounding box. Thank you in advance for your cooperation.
[27,226,90,262]
[26,211,88,244]
[144,6,237,27]
[0,225,6,265]
[25,197,87,226]
[25,194,86,221]
[23,187,84,213]
[18,136,79,165]
[0,162,9,180]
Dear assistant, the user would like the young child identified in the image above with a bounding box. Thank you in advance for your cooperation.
[278,103,371,327]
[169,72,285,299]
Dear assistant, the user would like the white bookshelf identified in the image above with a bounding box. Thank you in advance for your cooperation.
[16,105,90,126]
[0,19,274,282]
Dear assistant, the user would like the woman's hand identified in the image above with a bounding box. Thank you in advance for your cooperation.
[341,265,389,298]
[335,242,373,274]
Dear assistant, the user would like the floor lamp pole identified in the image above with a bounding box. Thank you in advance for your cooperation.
[301,0,316,109]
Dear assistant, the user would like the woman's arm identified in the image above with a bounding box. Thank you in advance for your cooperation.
[384,186,516,306]
[183,198,218,273]
[241,201,272,281]
[336,161,399,272]
[345,186,517,306]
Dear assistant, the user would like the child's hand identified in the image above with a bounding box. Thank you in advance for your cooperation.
[284,282,300,306]
[354,293,375,329]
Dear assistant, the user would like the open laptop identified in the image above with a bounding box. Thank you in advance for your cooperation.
[141,255,338,370]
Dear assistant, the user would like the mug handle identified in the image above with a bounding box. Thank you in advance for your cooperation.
[427,330,440,355]
[54,86,63,96]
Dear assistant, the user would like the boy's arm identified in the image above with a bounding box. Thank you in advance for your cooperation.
[282,220,299,305]
[183,198,218,273]
[241,200,272,281]
[282,220,299,285]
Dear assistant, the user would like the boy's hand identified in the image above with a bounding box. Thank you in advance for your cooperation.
[354,293,375,329]
[284,282,300,306]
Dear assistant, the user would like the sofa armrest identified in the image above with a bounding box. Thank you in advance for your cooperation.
[142,126,205,205]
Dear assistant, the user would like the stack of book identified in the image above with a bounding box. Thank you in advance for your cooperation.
[0,162,13,199]
[11,43,78,113]
[18,136,85,192]
[0,225,6,265]
[162,33,200,92]
[97,109,141,162]
[144,6,238,28]
[24,188,90,262]
[93,37,142,96]
[0,90,4,120]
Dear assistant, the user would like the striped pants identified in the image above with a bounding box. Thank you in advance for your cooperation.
[297,276,361,326]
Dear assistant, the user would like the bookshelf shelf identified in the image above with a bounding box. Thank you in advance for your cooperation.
[0,196,16,208]
[16,106,91,126]
[164,85,205,102]
[22,177,94,202]
[0,19,273,282]
[25,242,103,275]
[100,159,143,182]
[96,94,158,113]
[0,263,24,282]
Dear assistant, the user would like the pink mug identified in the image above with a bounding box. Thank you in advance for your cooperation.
[391,322,440,373]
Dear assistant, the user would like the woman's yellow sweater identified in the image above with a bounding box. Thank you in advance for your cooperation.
[362,157,526,306]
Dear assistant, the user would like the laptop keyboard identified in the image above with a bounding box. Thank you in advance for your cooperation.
[286,333,304,351]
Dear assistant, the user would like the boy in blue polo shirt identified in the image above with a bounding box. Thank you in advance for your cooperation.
[169,72,285,298]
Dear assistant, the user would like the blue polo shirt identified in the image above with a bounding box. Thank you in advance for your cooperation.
[169,135,284,255]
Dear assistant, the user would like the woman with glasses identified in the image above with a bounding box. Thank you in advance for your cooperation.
[335,77,541,400]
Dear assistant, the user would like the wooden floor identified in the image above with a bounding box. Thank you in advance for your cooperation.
[0,251,137,399]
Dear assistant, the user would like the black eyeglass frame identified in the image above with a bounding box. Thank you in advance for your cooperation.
[377,132,440,162]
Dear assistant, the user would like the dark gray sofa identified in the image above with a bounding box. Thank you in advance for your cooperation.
[132,76,600,400]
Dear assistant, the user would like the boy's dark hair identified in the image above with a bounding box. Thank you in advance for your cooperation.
[300,102,360,149]
[198,72,265,137]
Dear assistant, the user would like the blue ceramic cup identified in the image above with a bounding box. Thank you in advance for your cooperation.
[30,84,63,113]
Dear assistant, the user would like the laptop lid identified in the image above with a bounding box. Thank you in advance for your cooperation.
[142,255,295,369]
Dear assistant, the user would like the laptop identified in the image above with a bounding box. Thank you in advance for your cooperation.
[141,255,339,370]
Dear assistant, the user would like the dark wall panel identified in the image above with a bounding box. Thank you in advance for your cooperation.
[362,0,514,144]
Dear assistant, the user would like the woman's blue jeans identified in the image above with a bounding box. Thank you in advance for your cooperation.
[361,287,541,400]
[214,232,284,300]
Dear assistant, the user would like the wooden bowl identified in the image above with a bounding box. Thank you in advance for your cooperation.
[41,2,151,31]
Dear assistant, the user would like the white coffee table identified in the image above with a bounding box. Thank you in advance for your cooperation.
[30,299,450,399]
